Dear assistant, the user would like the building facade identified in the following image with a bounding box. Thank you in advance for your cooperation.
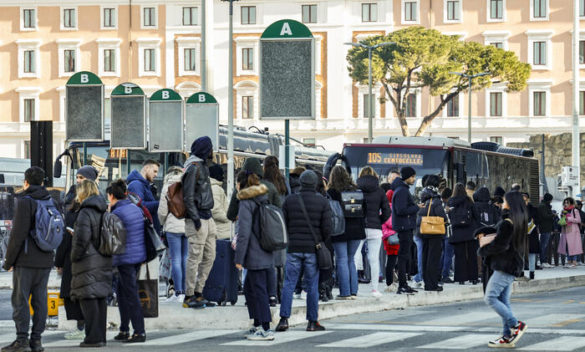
[1,0,585,158]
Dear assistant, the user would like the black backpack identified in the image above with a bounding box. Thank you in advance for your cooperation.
[253,200,288,252]
[450,204,472,228]
[98,212,127,256]
[340,190,365,218]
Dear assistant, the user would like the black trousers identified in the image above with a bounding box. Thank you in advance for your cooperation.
[63,298,84,321]
[385,255,398,286]
[422,237,443,290]
[116,264,145,335]
[79,298,107,344]
[12,267,51,341]
[453,241,479,283]
[244,269,272,326]
[397,230,414,287]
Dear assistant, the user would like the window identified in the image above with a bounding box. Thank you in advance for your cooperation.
[490,136,503,144]
[580,41,585,64]
[580,91,585,115]
[491,42,503,49]
[23,9,36,29]
[144,49,155,72]
[446,1,460,22]
[241,6,256,25]
[406,94,417,117]
[143,7,156,27]
[103,8,116,28]
[63,8,76,29]
[581,0,585,17]
[24,99,35,122]
[64,50,76,73]
[24,141,31,159]
[363,94,374,117]
[302,4,317,24]
[362,3,378,22]
[184,48,196,72]
[447,94,459,117]
[242,48,254,71]
[532,0,547,19]
[183,7,198,26]
[533,91,546,116]
[24,50,35,73]
[242,96,254,119]
[533,41,547,66]
[490,92,503,117]
[104,49,116,72]
[489,0,504,20]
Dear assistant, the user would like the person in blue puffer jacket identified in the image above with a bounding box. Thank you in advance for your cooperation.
[106,180,147,344]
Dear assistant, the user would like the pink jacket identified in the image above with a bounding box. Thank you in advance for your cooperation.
[559,208,584,256]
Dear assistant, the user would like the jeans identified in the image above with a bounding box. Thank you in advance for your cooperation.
[333,240,361,296]
[568,255,578,262]
[413,235,424,283]
[365,229,383,292]
[166,232,188,294]
[354,240,365,271]
[539,232,551,265]
[280,253,319,322]
[528,253,536,272]
[116,264,145,335]
[484,270,518,338]
[441,237,454,278]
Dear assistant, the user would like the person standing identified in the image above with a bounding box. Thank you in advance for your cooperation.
[56,166,99,340]
[327,166,366,299]
[71,180,112,348]
[382,190,400,292]
[387,170,400,185]
[523,193,540,279]
[127,160,161,231]
[357,167,391,297]
[416,175,447,292]
[209,165,231,240]
[2,167,55,352]
[182,137,217,308]
[448,183,480,285]
[391,167,422,294]
[235,172,275,341]
[558,198,583,268]
[479,191,528,348]
[276,170,331,332]
[158,166,188,302]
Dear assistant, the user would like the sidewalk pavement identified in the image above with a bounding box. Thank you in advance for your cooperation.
[1,265,584,331]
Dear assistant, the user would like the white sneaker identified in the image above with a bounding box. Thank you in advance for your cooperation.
[384,283,398,293]
[165,295,178,303]
[176,294,185,303]
[371,290,382,298]
[413,281,423,289]
[294,293,302,300]
[247,328,275,341]
[64,328,85,340]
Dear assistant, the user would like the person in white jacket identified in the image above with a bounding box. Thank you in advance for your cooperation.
[157,166,187,302]
[209,165,231,240]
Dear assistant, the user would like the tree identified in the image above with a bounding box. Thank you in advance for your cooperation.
[346,26,531,137]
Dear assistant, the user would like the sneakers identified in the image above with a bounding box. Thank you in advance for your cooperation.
[511,321,527,343]
[165,295,178,303]
[371,290,382,298]
[114,332,130,341]
[488,335,515,348]
[244,327,258,337]
[397,286,418,295]
[441,277,454,284]
[246,328,275,341]
[335,295,352,300]
[123,333,146,343]
[1,339,31,352]
[64,328,85,340]
[29,340,43,352]
[413,281,423,289]
[384,283,398,293]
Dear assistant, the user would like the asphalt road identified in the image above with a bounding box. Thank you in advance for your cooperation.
[0,286,583,351]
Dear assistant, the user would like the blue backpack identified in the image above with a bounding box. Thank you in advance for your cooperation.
[27,197,65,253]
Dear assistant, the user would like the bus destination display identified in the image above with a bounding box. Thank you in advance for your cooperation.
[367,152,423,166]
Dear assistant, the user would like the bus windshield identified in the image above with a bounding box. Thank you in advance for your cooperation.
[343,145,449,184]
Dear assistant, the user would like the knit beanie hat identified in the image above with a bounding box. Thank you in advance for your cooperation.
[242,158,264,178]
[190,136,213,159]
[77,166,98,181]
[299,170,318,190]
[209,164,224,182]
[494,186,506,198]
[400,166,416,180]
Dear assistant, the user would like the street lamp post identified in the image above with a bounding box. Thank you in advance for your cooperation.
[345,41,395,143]
[450,71,490,143]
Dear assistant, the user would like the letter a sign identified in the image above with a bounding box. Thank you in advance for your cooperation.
[260,20,315,120]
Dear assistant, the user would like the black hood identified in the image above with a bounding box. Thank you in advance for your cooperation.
[357,175,380,193]
[420,187,439,203]
[473,187,491,203]
[390,177,409,191]
[448,195,469,207]
[289,174,301,188]
[79,195,107,213]
[18,185,50,201]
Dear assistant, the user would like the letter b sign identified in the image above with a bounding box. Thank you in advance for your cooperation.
[162,91,170,99]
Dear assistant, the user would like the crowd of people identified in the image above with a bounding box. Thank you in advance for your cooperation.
[2,135,585,349]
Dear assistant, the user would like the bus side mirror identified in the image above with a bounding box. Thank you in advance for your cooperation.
[0,174,4,184]
[53,160,62,179]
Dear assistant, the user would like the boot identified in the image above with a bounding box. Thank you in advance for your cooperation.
[306,321,326,331]
[275,318,289,332]
[1,339,31,352]
[529,271,535,280]
[29,339,44,352]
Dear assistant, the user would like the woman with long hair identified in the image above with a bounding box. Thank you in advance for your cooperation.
[558,197,583,268]
[327,165,366,299]
[263,156,287,199]
[447,183,479,285]
[478,191,528,348]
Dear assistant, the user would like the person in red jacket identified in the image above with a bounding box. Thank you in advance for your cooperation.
[382,190,400,292]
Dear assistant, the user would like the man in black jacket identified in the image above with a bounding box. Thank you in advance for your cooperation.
[2,167,54,352]
[391,167,423,294]
[182,137,216,308]
[537,193,554,267]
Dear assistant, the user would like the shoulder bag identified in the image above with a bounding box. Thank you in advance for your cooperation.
[297,195,333,271]
[419,200,446,235]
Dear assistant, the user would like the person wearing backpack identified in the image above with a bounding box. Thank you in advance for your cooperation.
[158,166,188,303]
[2,167,57,352]
[70,180,112,348]
[235,171,275,341]
[327,165,366,300]
[448,183,480,285]
[357,167,391,297]
[106,180,147,343]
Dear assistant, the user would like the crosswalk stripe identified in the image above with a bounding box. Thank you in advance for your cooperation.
[135,330,237,346]
[424,311,497,325]
[317,332,422,348]
[526,314,585,327]
[325,323,468,332]
[417,334,492,350]
[519,336,585,351]
[222,331,330,346]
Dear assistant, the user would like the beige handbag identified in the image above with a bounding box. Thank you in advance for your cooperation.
[419,200,446,235]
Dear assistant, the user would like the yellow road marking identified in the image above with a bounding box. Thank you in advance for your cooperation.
[553,319,583,327]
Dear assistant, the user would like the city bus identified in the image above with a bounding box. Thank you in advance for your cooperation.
[326,136,540,200]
